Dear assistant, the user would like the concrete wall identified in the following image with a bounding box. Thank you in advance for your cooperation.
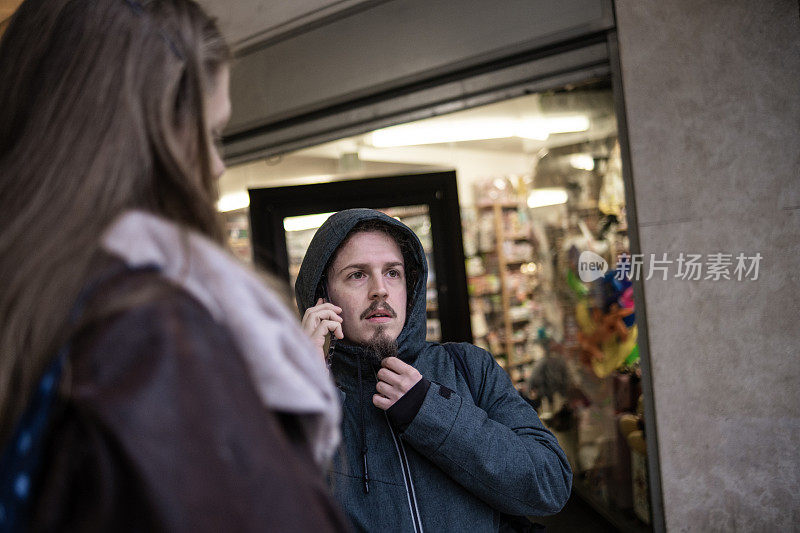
[614,1,800,530]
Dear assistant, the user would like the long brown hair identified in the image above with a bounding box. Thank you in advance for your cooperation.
[0,0,230,439]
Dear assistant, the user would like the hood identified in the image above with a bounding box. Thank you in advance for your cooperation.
[295,208,429,364]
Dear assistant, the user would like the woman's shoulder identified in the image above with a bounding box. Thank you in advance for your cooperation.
[80,253,212,323]
[69,253,241,394]
[36,256,350,532]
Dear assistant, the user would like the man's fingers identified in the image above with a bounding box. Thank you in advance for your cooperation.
[303,303,343,322]
[375,381,400,400]
[315,302,343,313]
[372,394,393,410]
[381,356,410,373]
[382,357,421,385]
[376,367,402,386]
[302,308,343,337]
[316,309,343,323]
[312,320,342,341]
[305,307,343,323]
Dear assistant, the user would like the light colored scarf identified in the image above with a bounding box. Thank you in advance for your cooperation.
[101,210,340,465]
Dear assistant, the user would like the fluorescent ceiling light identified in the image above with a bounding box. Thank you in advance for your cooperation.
[527,188,568,209]
[514,122,549,141]
[217,191,250,212]
[569,154,595,171]
[370,119,514,147]
[368,115,589,147]
[283,212,336,232]
[543,115,591,133]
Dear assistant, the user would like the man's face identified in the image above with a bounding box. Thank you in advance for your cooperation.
[326,231,408,347]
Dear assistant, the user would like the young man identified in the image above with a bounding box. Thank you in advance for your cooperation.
[296,208,571,532]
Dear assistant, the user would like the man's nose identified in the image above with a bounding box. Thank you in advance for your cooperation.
[369,277,388,299]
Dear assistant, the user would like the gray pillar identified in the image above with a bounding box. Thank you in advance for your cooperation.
[615,1,800,530]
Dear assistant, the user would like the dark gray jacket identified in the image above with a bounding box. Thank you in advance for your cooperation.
[295,209,571,532]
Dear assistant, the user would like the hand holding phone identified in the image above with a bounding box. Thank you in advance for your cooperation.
[301,297,343,364]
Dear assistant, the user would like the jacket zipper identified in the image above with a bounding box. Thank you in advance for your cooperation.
[384,413,424,533]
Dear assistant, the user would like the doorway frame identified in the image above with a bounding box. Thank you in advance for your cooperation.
[228,28,665,533]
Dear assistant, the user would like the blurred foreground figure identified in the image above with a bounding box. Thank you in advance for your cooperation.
[0,1,348,531]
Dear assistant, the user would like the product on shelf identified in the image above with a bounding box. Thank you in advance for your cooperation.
[223,210,253,263]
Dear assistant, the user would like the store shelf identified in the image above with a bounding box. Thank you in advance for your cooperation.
[508,356,536,367]
[382,204,430,218]
[465,201,540,375]
[571,202,599,212]
[469,289,501,297]
[476,201,520,209]
[499,337,528,345]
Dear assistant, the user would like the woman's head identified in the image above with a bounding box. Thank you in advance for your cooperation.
[0,0,231,437]
[0,0,230,236]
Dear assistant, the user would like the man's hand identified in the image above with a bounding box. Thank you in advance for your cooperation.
[373,357,422,410]
[301,298,343,362]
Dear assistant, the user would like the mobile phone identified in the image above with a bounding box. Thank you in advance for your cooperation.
[316,276,338,362]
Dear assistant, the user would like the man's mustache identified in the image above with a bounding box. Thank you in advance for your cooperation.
[360,300,397,320]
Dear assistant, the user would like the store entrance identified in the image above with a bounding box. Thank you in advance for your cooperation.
[220,79,654,532]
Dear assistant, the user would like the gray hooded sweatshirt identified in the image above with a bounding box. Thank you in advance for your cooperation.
[295,209,572,532]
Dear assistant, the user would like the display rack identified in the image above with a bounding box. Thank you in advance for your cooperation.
[466,200,540,382]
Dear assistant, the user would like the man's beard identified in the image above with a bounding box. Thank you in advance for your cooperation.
[363,326,398,366]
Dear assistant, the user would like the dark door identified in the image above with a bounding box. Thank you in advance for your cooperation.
[248,170,472,343]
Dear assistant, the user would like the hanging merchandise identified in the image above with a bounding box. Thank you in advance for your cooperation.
[598,142,625,219]
[573,271,638,378]
[529,344,572,407]
[567,269,589,298]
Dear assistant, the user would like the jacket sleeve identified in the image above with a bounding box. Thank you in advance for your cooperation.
[399,344,572,516]
[32,278,349,533]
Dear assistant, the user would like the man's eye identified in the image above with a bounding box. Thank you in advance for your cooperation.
[349,271,365,280]
[387,269,401,278]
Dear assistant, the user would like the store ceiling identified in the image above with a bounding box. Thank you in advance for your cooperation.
[218,88,617,207]
[305,91,617,156]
